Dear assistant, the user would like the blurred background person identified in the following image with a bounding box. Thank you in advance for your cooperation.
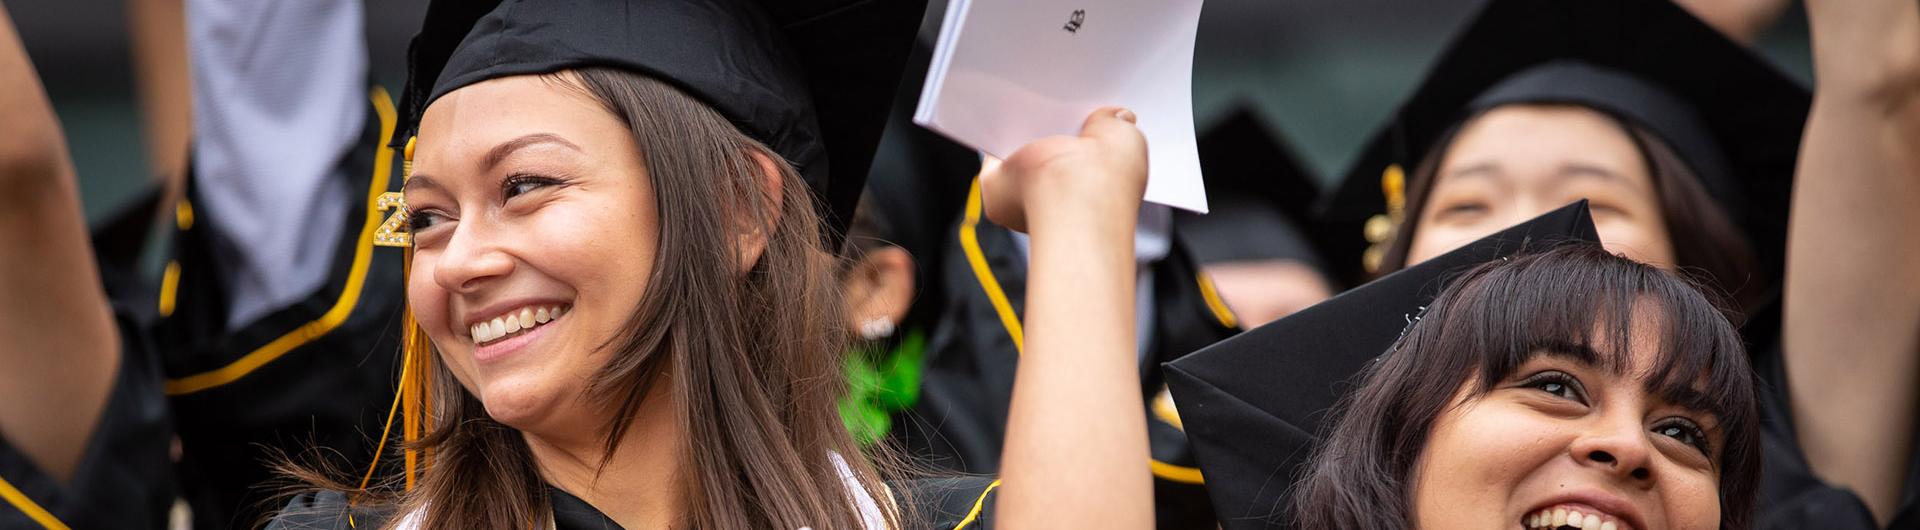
[148,1,410,528]
[1176,103,1336,329]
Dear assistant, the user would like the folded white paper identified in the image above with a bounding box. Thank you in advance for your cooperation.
[914,0,1210,212]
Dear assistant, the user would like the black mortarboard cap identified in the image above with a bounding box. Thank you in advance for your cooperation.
[393,0,929,245]
[1164,201,1600,528]
[1178,103,1329,270]
[1319,0,1808,286]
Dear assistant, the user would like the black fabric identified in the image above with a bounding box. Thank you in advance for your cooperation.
[395,0,928,246]
[1163,201,1600,529]
[894,206,1236,528]
[0,312,175,529]
[1321,0,1808,290]
[896,476,1000,529]
[1469,61,1738,218]
[1746,319,1920,530]
[267,477,1002,529]
[155,99,404,530]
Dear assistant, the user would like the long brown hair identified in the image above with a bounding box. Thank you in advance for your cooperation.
[1378,104,1763,315]
[1294,244,1760,530]
[292,66,897,529]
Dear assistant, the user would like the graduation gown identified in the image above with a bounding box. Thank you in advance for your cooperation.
[893,189,1238,528]
[154,90,406,530]
[0,310,175,529]
[1743,302,1920,529]
[266,477,1002,530]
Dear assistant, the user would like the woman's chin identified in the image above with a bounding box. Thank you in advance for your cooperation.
[476,379,566,430]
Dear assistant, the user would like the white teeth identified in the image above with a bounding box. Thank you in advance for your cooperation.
[471,305,566,346]
[1526,507,1622,530]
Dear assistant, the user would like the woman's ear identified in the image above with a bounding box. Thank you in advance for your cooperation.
[841,246,916,340]
[734,149,787,273]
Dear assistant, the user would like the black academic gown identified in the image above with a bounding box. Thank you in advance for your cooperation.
[0,309,175,529]
[1743,301,1920,530]
[268,477,1002,530]
[893,202,1238,529]
[154,89,406,530]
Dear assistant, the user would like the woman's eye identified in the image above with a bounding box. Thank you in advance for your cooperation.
[1654,419,1712,456]
[1434,201,1489,218]
[408,209,449,233]
[503,174,560,199]
[1521,371,1586,402]
[1585,201,1628,217]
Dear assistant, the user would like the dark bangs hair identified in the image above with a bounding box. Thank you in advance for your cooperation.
[1294,244,1760,530]
[1379,103,1764,316]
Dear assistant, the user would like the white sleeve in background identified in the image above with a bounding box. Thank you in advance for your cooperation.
[187,0,367,331]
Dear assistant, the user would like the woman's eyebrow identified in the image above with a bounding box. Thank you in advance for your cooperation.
[402,174,444,193]
[1533,340,1605,366]
[483,133,583,171]
[1652,384,1723,420]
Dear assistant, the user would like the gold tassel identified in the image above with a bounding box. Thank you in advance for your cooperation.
[1362,164,1408,273]
[396,137,432,490]
[399,286,433,490]
[363,136,432,494]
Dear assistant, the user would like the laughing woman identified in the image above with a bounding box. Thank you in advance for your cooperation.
[270,0,1155,529]
[1293,245,1759,530]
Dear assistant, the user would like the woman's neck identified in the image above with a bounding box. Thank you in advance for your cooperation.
[523,389,684,529]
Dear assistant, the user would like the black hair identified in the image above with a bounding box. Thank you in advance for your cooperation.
[1295,244,1759,530]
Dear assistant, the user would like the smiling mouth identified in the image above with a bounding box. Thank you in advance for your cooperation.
[1524,505,1633,530]
[470,304,569,345]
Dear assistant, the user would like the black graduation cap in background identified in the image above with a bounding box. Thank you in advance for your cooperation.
[1176,103,1331,271]
[1319,0,1809,286]
[392,0,930,245]
[1163,201,1600,529]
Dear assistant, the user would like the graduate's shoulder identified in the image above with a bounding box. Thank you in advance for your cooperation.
[892,475,1000,530]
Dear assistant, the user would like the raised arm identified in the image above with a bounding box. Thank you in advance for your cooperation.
[986,108,1154,529]
[1783,0,1920,523]
[0,4,121,484]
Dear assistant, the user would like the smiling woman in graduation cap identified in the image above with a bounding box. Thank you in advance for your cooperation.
[269,0,1163,528]
[1166,204,1765,530]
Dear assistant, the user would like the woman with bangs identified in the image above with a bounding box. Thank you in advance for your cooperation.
[1295,244,1760,530]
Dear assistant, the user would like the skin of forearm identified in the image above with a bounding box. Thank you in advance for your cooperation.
[996,207,1152,528]
[1785,0,1920,524]
[127,0,192,198]
[0,5,69,190]
[0,3,121,484]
